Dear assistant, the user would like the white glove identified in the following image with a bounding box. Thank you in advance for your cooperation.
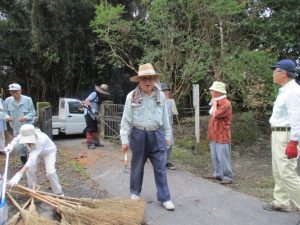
[8,172,23,187]
[91,108,97,114]
[3,144,13,154]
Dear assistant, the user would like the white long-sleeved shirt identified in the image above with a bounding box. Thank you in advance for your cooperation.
[10,129,56,168]
[269,80,300,141]
[120,89,171,145]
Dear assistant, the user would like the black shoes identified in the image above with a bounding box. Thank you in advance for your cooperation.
[87,142,104,149]
[94,143,104,147]
[87,143,95,149]
[166,162,176,170]
[20,156,28,165]
[203,176,222,181]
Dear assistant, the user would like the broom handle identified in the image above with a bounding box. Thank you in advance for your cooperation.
[6,192,22,211]
[15,185,58,208]
[1,152,9,204]
[36,189,82,201]
[22,195,34,209]
[16,184,77,208]
[37,192,77,208]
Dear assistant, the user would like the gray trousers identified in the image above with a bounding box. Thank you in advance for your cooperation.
[209,141,234,181]
[165,146,173,163]
[129,127,171,202]
[16,143,27,157]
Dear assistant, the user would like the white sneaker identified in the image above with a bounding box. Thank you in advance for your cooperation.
[162,200,175,211]
[131,194,140,200]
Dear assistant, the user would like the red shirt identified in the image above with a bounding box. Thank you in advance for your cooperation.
[207,98,232,144]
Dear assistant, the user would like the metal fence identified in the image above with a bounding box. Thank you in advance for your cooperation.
[37,106,52,139]
[98,103,210,139]
[100,101,123,139]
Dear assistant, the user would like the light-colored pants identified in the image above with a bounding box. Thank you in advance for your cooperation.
[26,150,63,194]
[272,131,300,208]
[0,132,5,150]
[165,145,173,163]
[209,141,234,181]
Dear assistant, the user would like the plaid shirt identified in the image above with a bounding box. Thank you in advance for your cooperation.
[207,98,232,144]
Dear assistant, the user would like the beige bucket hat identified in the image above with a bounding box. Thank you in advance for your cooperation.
[209,81,227,94]
[130,63,160,82]
[95,84,110,95]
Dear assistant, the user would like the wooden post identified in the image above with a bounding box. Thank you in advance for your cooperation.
[193,84,200,152]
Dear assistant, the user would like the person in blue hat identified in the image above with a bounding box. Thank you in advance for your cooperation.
[263,59,300,212]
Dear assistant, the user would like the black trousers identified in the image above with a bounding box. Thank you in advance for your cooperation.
[84,115,98,132]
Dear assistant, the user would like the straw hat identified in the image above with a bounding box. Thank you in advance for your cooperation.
[19,124,37,144]
[209,81,227,94]
[95,84,110,95]
[130,63,160,82]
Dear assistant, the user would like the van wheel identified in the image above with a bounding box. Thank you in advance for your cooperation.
[82,127,87,137]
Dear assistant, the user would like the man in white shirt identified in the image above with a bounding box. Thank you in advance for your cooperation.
[263,59,300,212]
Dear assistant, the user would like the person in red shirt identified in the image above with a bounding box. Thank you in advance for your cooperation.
[207,81,234,184]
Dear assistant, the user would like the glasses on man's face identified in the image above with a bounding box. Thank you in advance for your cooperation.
[140,77,155,81]
[9,90,19,94]
[273,69,284,75]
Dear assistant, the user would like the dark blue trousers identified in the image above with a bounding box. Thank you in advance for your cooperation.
[129,127,171,202]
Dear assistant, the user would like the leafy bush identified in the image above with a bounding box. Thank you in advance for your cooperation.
[232,112,262,145]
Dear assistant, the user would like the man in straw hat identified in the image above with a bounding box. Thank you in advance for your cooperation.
[3,83,36,165]
[120,63,175,211]
[206,81,234,185]
[83,80,110,149]
[263,59,300,212]
[2,124,63,195]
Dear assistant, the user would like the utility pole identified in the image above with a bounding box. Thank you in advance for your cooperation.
[193,84,200,152]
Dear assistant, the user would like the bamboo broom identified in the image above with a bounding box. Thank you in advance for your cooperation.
[6,192,59,225]
[14,185,145,225]
[57,199,145,225]
[6,195,32,225]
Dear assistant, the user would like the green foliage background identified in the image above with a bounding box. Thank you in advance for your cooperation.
[0,0,299,116]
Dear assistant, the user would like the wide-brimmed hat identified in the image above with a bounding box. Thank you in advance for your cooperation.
[270,59,297,77]
[130,63,160,82]
[209,81,227,94]
[19,124,37,144]
[95,84,110,95]
[8,83,21,91]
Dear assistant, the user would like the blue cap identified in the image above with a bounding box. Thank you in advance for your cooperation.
[161,83,171,91]
[271,59,297,77]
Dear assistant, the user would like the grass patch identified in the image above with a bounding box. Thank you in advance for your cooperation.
[57,150,86,175]
[172,145,211,171]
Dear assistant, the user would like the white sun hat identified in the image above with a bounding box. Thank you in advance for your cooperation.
[19,124,37,144]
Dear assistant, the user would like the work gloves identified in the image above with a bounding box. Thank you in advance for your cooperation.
[286,140,298,159]
[8,172,23,187]
[2,144,14,154]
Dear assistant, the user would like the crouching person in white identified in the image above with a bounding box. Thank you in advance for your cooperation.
[4,124,63,195]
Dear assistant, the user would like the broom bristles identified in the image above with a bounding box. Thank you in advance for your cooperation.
[10,185,146,225]
[58,199,145,225]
